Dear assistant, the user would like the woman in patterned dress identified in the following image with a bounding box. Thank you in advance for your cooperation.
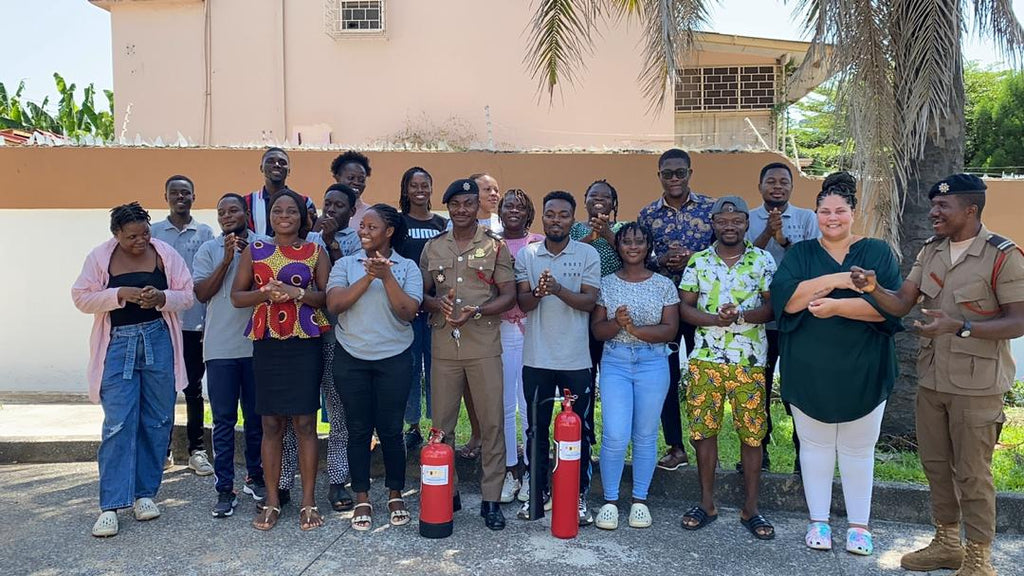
[232,190,331,531]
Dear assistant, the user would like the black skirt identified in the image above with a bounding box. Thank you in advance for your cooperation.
[253,337,322,416]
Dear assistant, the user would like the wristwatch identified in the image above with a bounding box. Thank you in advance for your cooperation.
[956,319,972,338]
[295,288,306,303]
[473,306,483,320]
[735,308,745,325]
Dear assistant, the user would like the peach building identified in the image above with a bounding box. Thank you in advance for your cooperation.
[88,0,827,150]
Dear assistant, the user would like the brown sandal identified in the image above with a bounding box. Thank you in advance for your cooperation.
[457,443,482,460]
[253,506,281,531]
[299,506,324,531]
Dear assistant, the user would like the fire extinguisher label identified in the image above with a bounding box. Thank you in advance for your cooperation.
[421,464,449,486]
[558,440,581,461]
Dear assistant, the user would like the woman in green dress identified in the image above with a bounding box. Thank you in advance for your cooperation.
[770,172,902,557]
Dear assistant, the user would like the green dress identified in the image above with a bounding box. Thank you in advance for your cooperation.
[770,238,903,423]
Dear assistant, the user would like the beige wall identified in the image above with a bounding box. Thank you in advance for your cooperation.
[99,1,801,149]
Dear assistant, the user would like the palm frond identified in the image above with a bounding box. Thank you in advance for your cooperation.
[971,0,1024,64]
[524,0,604,101]
[632,0,713,112]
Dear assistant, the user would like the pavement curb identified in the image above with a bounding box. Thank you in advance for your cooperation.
[1,422,1020,533]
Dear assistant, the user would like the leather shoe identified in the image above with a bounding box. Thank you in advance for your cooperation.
[480,501,506,531]
[453,491,462,513]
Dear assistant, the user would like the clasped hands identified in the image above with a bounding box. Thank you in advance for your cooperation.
[118,286,166,309]
[439,288,478,329]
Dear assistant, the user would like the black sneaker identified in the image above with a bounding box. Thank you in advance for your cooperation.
[212,491,238,518]
[243,476,266,502]
[404,427,423,451]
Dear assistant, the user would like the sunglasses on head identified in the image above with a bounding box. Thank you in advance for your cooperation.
[659,168,690,180]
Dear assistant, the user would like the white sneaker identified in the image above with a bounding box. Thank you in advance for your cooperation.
[500,471,521,503]
[628,502,652,528]
[188,450,214,476]
[133,498,160,521]
[518,472,531,502]
[92,511,118,537]
[595,503,619,530]
[578,495,593,526]
[163,454,173,471]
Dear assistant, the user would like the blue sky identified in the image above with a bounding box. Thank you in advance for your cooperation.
[0,0,1014,110]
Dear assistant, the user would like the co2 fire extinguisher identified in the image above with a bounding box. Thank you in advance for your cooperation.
[420,428,454,538]
[551,389,581,539]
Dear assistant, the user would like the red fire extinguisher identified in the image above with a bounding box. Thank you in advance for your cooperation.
[551,389,581,539]
[420,428,454,538]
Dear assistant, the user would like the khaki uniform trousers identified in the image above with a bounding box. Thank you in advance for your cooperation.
[917,386,1005,543]
[431,356,506,501]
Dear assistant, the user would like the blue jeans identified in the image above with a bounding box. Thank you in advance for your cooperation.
[598,341,670,501]
[404,312,432,425]
[206,357,263,494]
[98,319,176,511]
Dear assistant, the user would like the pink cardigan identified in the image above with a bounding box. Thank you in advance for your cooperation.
[72,237,195,403]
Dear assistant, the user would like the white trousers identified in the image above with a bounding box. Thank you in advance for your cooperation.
[500,321,529,467]
[791,401,886,526]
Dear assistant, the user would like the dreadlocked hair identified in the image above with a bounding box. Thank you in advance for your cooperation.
[109,202,151,234]
[817,171,858,209]
[399,167,433,213]
[585,179,619,219]
[497,188,536,230]
[614,221,655,263]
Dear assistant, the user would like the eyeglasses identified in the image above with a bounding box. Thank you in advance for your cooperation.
[659,168,690,180]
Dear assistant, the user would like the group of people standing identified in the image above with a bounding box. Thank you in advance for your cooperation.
[73,147,1022,576]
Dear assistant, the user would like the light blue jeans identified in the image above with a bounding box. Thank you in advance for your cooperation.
[598,341,671,501]
[98,319,177,511]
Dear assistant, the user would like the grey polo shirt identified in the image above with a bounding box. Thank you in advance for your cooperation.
[152,216,215,331]
[746,203,819,330]
[514,239,601,370]
[192,230,264,361]
[327,249,423,361]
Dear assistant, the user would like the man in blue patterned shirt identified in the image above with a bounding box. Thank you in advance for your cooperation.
[637,149,716,471]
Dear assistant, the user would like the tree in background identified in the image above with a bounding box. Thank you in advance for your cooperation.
[0,73,113,141]
[789,82,849,175]
[965,64,1024,175]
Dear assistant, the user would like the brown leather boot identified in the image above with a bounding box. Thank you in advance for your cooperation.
[952,541,996,576]
[900,521,965,571]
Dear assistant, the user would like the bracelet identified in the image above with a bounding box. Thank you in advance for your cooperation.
[862,283,876,294]
[295,287,306,302]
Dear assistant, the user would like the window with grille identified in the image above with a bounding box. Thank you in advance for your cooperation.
[325,0,385,37]
[674,66,777,112]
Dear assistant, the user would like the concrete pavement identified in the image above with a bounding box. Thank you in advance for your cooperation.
[1,462,1023,576]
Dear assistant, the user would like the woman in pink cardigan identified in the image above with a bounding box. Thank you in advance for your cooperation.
[72,202,194,538]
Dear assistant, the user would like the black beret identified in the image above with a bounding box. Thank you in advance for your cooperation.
[443,178,479,203]
[929,173,987,200]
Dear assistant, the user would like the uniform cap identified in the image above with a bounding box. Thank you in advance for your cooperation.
[443,178,480,204]
[929,174,987,200]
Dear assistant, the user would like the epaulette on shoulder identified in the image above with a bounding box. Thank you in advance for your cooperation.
[986,233,1018,252]
[923,235,940,245]
[485,229,503,241]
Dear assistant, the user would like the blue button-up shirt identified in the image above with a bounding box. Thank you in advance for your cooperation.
[151,216,215,331]
[637,191,716,283]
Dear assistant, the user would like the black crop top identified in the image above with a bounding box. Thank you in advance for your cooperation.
[107,266,168,327]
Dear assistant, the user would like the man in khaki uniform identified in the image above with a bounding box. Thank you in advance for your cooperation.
[421,178,516,531]
[851,174,1024,576]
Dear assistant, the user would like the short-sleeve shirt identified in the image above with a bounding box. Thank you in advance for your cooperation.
[328,249,423,361]
[152,216,215,331]
[570,221,625,276]
[746,204,821,264]
[420,226,514,360]
[637,192,716,284]
[907,227,1024,396]
[514,239,601,370]
[192,230,264,360]
[679,242,776,366]
[597,273,679,345]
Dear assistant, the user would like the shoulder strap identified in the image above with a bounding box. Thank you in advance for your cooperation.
[923,235,939,245]
[986,233,1017,252]
[987,233,1024,287]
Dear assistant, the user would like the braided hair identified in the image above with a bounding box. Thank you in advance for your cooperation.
[399,166,433,213]
[366,203,408,250]
[585,179,619,219]
[497,188,536,230]
[109,202,151,234]
[614,221,655,263]
[817,171,858,209]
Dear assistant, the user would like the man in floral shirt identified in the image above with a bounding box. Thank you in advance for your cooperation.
[637,148,716,471]
[677,196,777,541]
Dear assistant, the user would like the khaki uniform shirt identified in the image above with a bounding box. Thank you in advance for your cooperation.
[907,226,1024,395]
[420,226,514,361]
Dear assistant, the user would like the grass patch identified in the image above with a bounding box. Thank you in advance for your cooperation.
[204,400,1024,492]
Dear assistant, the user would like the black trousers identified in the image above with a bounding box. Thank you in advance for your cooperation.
[171,330,205,454]
[523,366,593,496]
[333,344,412,494]
[660,323,695,449]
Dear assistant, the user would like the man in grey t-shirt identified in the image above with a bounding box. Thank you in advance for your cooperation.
[744,162,820,474]
[514,191,601,524]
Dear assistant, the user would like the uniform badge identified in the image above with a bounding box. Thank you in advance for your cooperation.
[436,266,446,284]
[474,248,485,258]
[938,182,950,194]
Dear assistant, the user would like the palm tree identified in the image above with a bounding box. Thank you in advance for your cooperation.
[526,0,1024,437]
